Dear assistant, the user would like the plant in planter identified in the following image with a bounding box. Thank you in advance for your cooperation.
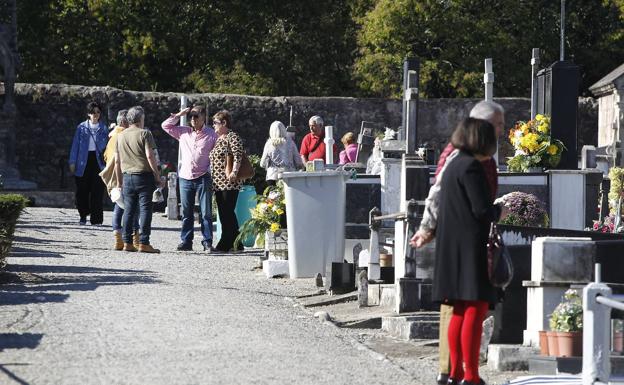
[248,154,268,195]
[549,289,583,357]
[590,167,624,233]
[235,182,285,248]
[0,194,29,270]
[495,191,549,227]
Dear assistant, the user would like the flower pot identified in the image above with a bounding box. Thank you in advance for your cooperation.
[556,331,582,357]
[546,331,559,357]
[526,166,543,173]
[538,330,549,356]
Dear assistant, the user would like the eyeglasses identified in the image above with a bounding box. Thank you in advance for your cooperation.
[213,120,223,125]
[189,113,202,119]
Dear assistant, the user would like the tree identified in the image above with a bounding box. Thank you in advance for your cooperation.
[353,0,624,98]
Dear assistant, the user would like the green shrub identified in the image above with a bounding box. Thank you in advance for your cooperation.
[0,194,29,270]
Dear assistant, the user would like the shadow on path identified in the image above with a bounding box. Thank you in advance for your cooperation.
[0,363,31,385]
[0,333,43,351]
[0,264,161,306]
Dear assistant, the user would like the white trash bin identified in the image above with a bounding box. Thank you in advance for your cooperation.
[280,170,349,278]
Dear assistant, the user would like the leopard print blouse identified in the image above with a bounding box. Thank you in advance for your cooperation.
[210,131,243,191]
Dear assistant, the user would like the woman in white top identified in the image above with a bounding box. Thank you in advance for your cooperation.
[260,121,303,185]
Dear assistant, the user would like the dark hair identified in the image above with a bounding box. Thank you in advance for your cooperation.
[213,110,232,128]
[450,117,497,156]
[190,105,206,117]
[87,101,102,114]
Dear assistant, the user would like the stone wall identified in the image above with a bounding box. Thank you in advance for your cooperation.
[7,83,598,190]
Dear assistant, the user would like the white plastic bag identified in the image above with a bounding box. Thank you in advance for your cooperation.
[110,187,124,209]
[152,187,164,203]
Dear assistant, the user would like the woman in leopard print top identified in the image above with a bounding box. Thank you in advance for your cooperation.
[209,110,244,252]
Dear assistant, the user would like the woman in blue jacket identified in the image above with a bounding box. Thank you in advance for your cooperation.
[68,101,109,225]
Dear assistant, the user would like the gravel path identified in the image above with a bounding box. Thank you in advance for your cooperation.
[0,207,522,385]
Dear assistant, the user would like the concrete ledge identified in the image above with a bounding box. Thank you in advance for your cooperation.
[262,260,289,278]
[3,190,74,208]
[487,344,539,371]
[368,283,395,308]
[381,312,439,341]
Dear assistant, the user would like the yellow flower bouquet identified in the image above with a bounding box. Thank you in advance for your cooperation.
[235,182,286,248]
[507,114,565,172]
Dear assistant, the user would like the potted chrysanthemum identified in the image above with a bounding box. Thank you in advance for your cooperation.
[495,192,549,228]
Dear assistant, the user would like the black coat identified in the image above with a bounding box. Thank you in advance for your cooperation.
[432,151,500,304]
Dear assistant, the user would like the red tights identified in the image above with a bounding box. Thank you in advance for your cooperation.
[447,300,489,383]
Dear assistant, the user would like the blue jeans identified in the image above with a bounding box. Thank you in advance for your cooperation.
[112,203,139,232]
[122,173,155,245]
[179,174,213,245]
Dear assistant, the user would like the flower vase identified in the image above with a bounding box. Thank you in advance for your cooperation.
[254,233,265,249]
[538,330,549,356]
[526,166,543,173]
[546,331,560,357]
[557,331,582,357]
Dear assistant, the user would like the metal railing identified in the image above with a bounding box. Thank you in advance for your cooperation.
[582,264,624,385]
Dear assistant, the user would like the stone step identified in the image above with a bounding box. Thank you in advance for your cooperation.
[381,312,440,341]
[528,354,624,375]
[487,344,540,371]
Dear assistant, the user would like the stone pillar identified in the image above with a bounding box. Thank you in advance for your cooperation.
[548,169,603,230]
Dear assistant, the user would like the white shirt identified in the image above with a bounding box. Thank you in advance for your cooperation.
[87,121,99,151]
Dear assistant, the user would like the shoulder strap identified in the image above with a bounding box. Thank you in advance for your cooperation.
[309,135,323,154]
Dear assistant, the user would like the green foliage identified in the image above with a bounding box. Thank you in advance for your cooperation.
[15,1,624,97]
[0,194,29,270]
[549,289,583,332]
[608,167,624,215]
[353,0,624,98]
[17,0,358,96]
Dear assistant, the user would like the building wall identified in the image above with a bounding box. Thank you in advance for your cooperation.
[9,83,598,190]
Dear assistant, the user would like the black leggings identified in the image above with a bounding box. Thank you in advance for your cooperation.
[75,152,105,224]
[214,189,240,251]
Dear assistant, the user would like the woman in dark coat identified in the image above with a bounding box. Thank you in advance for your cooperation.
[433,118,504,385]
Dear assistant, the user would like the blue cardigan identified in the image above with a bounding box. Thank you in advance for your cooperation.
[68,120,109,177]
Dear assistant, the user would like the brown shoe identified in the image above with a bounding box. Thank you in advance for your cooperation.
[132,231,140,249]
[138,244,160,253]
[113,231,123,251]
[123,243,137,252]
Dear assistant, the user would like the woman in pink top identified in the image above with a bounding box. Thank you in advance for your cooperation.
[338,132,358,164]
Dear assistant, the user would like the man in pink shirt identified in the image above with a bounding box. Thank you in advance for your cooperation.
[162,105,218,252]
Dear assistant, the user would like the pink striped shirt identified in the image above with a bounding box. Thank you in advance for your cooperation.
[161,115,218,180]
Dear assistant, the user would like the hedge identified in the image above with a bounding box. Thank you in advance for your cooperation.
[0,194,29,270]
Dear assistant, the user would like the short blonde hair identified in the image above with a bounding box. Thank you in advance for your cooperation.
[341,132,355,146]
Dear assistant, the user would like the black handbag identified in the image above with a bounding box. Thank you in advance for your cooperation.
[487,222,513,288]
